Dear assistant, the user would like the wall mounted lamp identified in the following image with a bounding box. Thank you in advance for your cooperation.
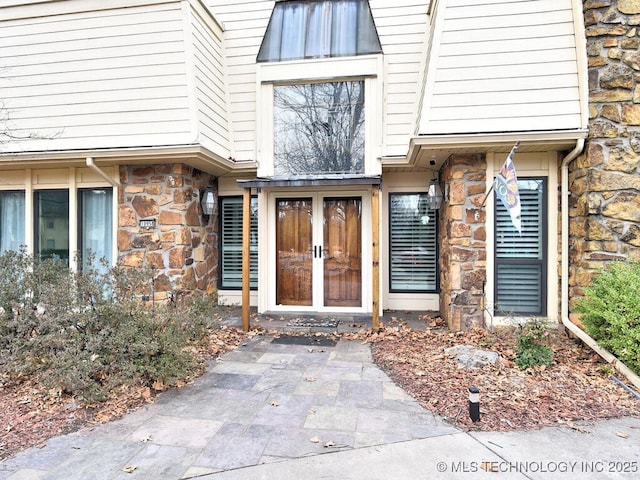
[427,178,443,210]
[201,188,216,219]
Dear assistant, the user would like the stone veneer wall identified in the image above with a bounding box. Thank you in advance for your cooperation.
[117,164,218,301]
[569,0,640,319]
[439,154,487,330]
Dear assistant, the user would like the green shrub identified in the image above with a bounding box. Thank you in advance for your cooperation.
[575,261,640,375]
[0,250,221,402]
[514,319,553,370]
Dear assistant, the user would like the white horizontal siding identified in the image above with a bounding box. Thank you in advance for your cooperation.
[419,0,583,135]
[207,0,272,162]
[209,0,429,161]
[371,0,429,156]
[0,2,194,153]
[189,1,231,158]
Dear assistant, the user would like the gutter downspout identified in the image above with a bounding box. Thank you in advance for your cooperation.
[86,157,121,187]
[560,139,583,323]
[560,140,640,392]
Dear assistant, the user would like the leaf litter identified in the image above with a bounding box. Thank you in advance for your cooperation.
[2,314,640,462]
[344,315,640,432]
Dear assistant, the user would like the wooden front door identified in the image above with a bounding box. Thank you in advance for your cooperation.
[276,198,313,306]
[323,198,362,307]
[275,195,362,309]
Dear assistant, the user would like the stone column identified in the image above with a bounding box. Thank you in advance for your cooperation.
[439,154,487,330]
[570,0,640,320]
[118,164,218,301]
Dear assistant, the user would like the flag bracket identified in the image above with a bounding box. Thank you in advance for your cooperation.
[483,141,521,233]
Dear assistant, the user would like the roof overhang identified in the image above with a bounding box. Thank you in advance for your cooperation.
[238,174,381,189]
[388,129,589,171]
[0,145,257,176]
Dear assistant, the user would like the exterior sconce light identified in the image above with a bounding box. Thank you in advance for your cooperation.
[201,188,216,218]
[469,386,480,422]
[427,179,443,210]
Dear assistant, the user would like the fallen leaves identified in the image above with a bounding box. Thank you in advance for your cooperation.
[0,325,250,462]
[566,420,591,434]
[366,324,640,431]
[309,437,339,448]
[2,318,640,464]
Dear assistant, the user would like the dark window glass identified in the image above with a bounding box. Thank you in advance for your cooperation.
[35,190,69,263]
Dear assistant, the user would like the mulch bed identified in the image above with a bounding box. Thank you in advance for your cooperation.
[360,319,640,431]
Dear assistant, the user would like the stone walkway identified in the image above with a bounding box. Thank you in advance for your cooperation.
[0,334,457,479]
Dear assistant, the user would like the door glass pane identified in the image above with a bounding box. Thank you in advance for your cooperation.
[0,191,25,253]
[495,179,545,315]
[389,193,437,292]
[274,81,365,175]
[220,196,258,289]
[323,197,361,307]
[36,190,69,263]
[80,188,112,271]
[276,198,313,306]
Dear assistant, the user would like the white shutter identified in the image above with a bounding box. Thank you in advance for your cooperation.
[220,197,258,289]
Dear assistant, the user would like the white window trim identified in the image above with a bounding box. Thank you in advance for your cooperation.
[382,173,440,312]
[485,151,559,326]
[256,54,384,178]
[0,166,117,271]
[262,186,372,314]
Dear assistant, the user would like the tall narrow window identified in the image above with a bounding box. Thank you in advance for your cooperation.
[389,193,438,292]
[495,178,546,315]
[35,190,69,262]
[257,0,382,62]
[79,188,113,270]
[220,196,258,289]
[0,191,25,253]
[274,81,365,176]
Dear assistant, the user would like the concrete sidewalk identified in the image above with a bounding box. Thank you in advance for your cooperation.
[207,417,640,480]
[1,333,638,480]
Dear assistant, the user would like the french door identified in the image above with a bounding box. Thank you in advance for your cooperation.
[275,194,363,310]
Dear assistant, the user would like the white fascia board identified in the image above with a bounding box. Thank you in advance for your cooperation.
[0,145,256,175]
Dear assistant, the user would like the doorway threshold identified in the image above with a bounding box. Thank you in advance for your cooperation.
[219,307,437,333]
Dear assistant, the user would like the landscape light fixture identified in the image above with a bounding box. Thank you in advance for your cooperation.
[469,386,480,422]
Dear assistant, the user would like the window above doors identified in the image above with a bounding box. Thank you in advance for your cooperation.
[273,80,365,176]
[256,48,383,179]
[257,0,382,63]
